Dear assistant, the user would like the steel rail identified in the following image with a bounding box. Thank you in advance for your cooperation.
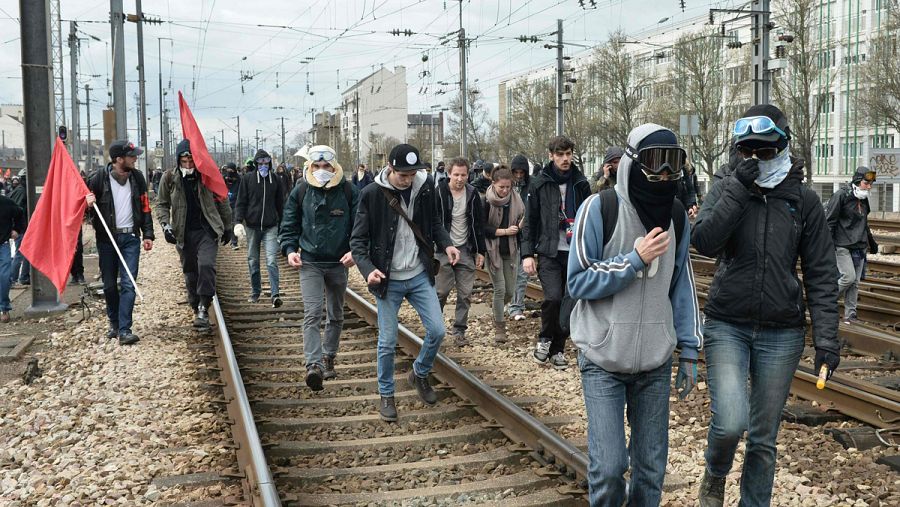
[869,219,900,234]
[342,289,590,488]
[210,295,282,506]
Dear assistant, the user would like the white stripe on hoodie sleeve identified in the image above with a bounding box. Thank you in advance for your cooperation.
[669,212,703,359]
[567,193,646,300]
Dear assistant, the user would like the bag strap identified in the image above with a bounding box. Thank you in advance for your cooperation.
[296,180,308,205]
[380,186,433,253]
[343,179,353,206]
[671,197,685,252]
[599,188,618,247]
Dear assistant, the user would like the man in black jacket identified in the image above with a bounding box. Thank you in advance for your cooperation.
[85,140,155,345]
[692,105,839,507]
[521,135,591,370]
[224,162,241,249]
[0,193,25,322]
[350,143,458,422]
[435,157,486,345]
[825,166,878,324]
[234,149,284,307]
[7,176,30,286]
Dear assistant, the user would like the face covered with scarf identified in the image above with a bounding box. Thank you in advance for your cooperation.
[733,104,792,189]
[623,127,684,233]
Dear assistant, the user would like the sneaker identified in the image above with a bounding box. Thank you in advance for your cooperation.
[408,369,437,405]
[0,311,9,323]
[247,294,260,304]
[193,305,210,330]
[698,471,726,507]
[305,365,324,392]
[379,395,398,422]
[272,294,283,308]
[512,313,526,321]
[452,331,469,347]
[842,311,858,325]
[533,339,551,364]
[322,355,337,380]
[106,327,119,339]
[231,244,239,251]
[18,279,29,286]
[549,352,568,370]
[118,333,140,346]
[493,321,508,343]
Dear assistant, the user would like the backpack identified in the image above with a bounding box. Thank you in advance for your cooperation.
[295,179,353,208]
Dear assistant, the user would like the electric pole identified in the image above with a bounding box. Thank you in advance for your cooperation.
[255,129,261,152]
[750,0,771,105]
[51,0,66,133]
[68,21,81,165]
[157,37,171,171]
[110,0,127,138]
[85,84,92,171]
[457,0,468,158]
[133,0,149,180]
[235,116,242,162]
[20,0,67,314]
[556,19,564,135]
[280,117,286,164]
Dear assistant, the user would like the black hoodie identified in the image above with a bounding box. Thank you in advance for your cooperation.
[234,149,284,229]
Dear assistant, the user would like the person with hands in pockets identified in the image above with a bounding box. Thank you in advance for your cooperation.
[567,124,702,507]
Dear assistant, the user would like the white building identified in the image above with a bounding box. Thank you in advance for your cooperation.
[341,66,408,166]
[0,105,25,154]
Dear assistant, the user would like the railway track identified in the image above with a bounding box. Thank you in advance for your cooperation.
[209,249,589,506]
[869,218,900,234]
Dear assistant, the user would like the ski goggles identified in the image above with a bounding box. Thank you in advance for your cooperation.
[732,116,789,139]
[737,145,780,161]
[862,170,876,183]
[308,150,335,162]
[256,156,272,164]
[625,145,685,181]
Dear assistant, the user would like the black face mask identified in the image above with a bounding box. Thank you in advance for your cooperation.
[628,163,677,233]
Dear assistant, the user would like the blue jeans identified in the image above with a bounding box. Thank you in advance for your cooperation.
[579,353,672,507]
[703,318,804,507]
[508,260,527,316]
[375,271,445,396]
[10,234,29,283]
[245,226,280,297]
[97,233,141,335]
[0,241,12,311]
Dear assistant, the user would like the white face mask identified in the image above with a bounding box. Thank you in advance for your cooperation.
[755,148,792,189]
[313,169,333,185]
[180,167,195,177]
[852,185,869,200]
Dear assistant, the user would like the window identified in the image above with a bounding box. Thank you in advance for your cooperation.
[726,66,750,85]
[818,93,835,113]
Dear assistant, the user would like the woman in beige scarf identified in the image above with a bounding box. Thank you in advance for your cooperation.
[482,167,525,343]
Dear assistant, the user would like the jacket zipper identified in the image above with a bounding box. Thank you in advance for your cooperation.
[260,178,266,229]
[634,272,647,374]
[758,195,768,321]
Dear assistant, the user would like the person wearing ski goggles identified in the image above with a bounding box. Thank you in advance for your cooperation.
[693,104,840,506]
[624,144,686,182]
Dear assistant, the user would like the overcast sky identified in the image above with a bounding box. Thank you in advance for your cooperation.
[0,0,739,152]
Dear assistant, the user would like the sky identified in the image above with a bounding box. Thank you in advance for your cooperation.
[0,0,740,155]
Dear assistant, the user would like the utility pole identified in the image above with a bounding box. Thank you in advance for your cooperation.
[750,0,771,105]
[85,84,92,171]
[20,0,68,315]
[280,117,286,164]
[68,21,81,166]
[255,129,261,152]
[457,0,468,158]
[235,116,242,162]
[157,37,171,171]
[51,0,65,133]
[556,19,564,135]
[133,0,149,180]
[110,0,127,138]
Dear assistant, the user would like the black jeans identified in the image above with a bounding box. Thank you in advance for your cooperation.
[537,250,568,356]
[71,228,84,278]
[182,227,219,309]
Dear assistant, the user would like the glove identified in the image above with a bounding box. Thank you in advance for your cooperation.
[869,240,879,255]
[674,358,698,400]
[733,157,760,188]
[220,229,233,246]
[162,224,177,244]
[814,348,840,380]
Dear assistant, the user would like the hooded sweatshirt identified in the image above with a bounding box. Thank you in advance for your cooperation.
[375,169,429,281]
[567,123,702,374]
[825,166,873,251]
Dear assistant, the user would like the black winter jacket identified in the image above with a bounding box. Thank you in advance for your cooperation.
[87,164,155,243]
[435,180,487,255]
[350,173,452,299]
[0,195,25,244]
[521,162,591,258]
[692,161,839,354]
[234,170,284,230]
[825,185,873,251]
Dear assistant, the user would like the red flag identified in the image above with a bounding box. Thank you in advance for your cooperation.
[19,138,90,295]
[178,91,228,201]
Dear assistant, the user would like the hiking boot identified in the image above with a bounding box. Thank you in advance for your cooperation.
[698,471,726,507]
[549,352,568,370]
[194,305,210,330]
[493,321,508,343]
[305,365,324,392]
[379,395,398,422]
[118,333,140,346]
[533,338,551,364]
[272,294,283,308]
[408,369,437,405]
[18,279,29,286]
[0,311,9,323]
[452,331,469,347]
[322,355,337,380]
[247,294,260,304]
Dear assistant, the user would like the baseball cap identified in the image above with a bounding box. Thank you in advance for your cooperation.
[109,139,143,159]
[388,144,427,172]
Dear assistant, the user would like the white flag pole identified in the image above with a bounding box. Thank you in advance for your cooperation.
[91,202,144,302]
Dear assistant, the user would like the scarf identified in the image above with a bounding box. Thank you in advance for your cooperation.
[485,185,524,271]
[546,164,576,220]
[755,148,792,189]
[628,164,677,233]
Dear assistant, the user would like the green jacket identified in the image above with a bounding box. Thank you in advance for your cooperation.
[278,168,359,263]
[156,168,233,244]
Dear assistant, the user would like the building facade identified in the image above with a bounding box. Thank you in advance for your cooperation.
[341,66,408,166]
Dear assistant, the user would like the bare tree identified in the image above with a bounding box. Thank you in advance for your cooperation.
[860,1,900,135]
[445,84,499,161]
[499,79,555,164]
[593,30,652,148]
[771,0,836,184]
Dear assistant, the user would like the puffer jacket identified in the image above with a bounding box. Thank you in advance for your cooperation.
[520,162,591,258]
[691,160,839,354]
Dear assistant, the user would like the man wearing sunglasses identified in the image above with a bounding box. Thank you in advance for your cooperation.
[279,145,358,391]
[692,104,839,507]
[234,149,285,307]
[567,124,702,506]
[825,166,879,324]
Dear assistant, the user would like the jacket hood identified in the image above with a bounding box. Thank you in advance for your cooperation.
[254,149,271,161]
[615,123,674,204]
[603,146,624,165]
[305,161,346,189]
[175,139,191,157]
[376,167,428,196]
[851,166,870,185]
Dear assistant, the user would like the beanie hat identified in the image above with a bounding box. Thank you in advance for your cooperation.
[510,154,529,172]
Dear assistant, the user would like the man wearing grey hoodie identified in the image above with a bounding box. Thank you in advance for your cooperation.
[350,144,459,422]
